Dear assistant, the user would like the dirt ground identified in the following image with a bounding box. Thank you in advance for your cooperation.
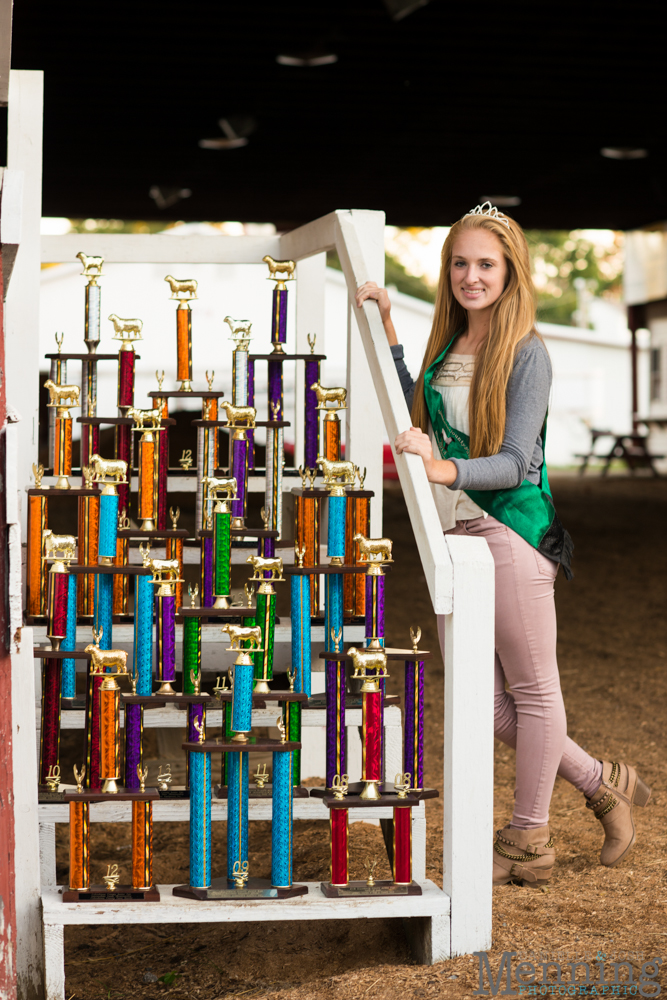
[59,474,667,999]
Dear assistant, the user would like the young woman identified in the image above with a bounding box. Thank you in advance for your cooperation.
[356,204,651,887]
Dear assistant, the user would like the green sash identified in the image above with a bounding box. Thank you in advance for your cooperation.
[423,338,573,578]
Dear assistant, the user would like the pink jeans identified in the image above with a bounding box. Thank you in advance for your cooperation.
[439,515,602,829]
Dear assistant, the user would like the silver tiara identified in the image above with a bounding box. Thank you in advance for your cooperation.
[462,201,511,230]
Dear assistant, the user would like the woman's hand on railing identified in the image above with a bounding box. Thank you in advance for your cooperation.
[356,282,398,346]
[395,427,458,486]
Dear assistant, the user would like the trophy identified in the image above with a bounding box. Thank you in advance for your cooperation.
[220,401,255,529]
[204,478,236,609]
[325,627,346,789]
[110,313,142,513]
[39,533,76,785]
[404,627,425,791]
[44,378,80,489]
[290,555,311,697]
[196,394,219,534]
[344,466,371,618]
[77,253,104,467]
[312,381,347,465]
[293,467,321,615]
[61,569,78,701]
[132,550,154,697]
[82,636,129,790]
[27,464,49,618]
[165,274,198,391]
[304,333,321,468]
[149,560,183,696]
[48,333,67,471]
[132,406,164,531]
[165,506,184,609]
[77,468,100,618]
[182,584,201,696]
[348,646,388,801]
[246,554,284,694]
[265,402,286,537]
[263,255,295,355]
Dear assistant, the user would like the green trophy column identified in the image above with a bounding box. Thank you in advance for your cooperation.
[183,614,201,694]
[212,496,233,609]
[253,581,276,693]
[282,699,301,786]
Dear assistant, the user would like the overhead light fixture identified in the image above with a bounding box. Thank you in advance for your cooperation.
[383,0,430,20]
[600,147,648,160]
[199,116,256,150]
[480,195,521,207]
[276,51,338,67]
[149,186,192,210]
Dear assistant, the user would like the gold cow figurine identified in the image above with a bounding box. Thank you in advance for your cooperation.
[164,274,198,299]
[319,458,356,489]
[90,453,128,484]
[220,623,262,651]
[224,316,253,345]
[42,530,77,563]
[126,405,162,430]
[262,255,296,282]
[43,379,81,408]
[84,642,129,676]
[245,553,284,581]
[108,314,143,341]
[310,381,347,411]
[218,400,256,429]
[76,251,104,277]
[347,646,388,686]
[353,533,393,564]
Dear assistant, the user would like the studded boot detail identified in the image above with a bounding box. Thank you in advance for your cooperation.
[492,825,555,887]
[587,760,651,867]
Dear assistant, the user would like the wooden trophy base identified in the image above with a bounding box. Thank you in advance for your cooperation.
[320,880,422,898]
[62,884,160,902]
[173,878,308,901]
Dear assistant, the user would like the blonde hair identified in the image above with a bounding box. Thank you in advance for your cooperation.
[411,214,537,459]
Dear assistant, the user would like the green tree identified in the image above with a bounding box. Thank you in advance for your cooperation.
[327,249,436,303]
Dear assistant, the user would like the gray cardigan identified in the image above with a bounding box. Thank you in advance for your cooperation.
[391,335,551,491]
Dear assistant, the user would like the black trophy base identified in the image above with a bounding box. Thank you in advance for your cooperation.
[173,878,308,900]
[39,788,67,803]
[62,884,160,902]
[320,880,422,898]
[62,697,87,711]
[158,785,190,799]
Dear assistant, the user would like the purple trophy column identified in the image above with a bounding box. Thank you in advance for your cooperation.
[124,702,143,788]
[365,571,386,773]
[231,434,248,525]
[247,360,255,469]
[268,360,283,421]
[325,658,346,789]
[272,288,288,349]
[156,592,176,686]
[404,659,425,789]
[304,359,320,469]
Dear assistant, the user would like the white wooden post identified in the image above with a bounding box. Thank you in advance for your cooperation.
[5,70,43,538]
[333,209,452,614]
[441,534,495,955]
[294,253,326,470]
[11,625,44,1000]
[343,212,385,537]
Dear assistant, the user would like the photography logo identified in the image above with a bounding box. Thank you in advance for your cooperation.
[472,951,663,997]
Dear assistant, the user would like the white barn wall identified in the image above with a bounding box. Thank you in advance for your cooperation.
[40,258,647,468]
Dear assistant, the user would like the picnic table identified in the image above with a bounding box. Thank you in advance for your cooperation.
[576,428,664,477]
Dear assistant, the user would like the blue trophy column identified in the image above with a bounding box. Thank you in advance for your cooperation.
[133,573,153,695]
[61,571,78,699]
[93,574,113,648]
[271,750,294,888]
[189,750,211,890]
[227,751,249,880]
[231,654,253,736]
[95,487,119,649]
[290,574,311,696]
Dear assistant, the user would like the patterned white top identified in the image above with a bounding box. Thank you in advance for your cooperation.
[427,354,486,530]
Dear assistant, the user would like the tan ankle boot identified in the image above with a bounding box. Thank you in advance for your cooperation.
[587,761,651,867]
[492,825,555,887]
